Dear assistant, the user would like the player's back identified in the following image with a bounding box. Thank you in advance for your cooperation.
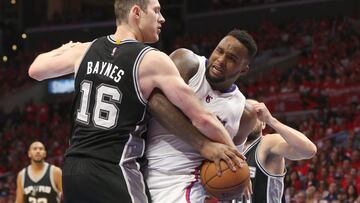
[67,35,155,164]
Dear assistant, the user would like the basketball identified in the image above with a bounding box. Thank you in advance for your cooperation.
[200,160,250,200]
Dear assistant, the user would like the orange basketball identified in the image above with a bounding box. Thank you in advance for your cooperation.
[200,160,250,200]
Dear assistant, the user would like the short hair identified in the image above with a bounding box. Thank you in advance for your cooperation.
[227,29,258,59]
[114,0,149,25]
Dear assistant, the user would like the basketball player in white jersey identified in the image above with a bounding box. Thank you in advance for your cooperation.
[15,141,62,203]
[145,29,258,203]
[232,99,317,203]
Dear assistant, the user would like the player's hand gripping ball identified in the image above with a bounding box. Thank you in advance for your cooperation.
[200,160,250,200]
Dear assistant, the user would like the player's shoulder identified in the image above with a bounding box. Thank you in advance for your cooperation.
[170,48,200,80]
[50,165,62,181]
[17,168,26,179]
[143,49,168,60]
[260,133,284,147]
[170,48,195,57]
[140,50,173,69]
[76,42,92,53]
[170,48,199,64]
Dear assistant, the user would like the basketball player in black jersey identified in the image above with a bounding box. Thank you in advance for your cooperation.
[15,141,62,203]
[232,100,317,203]
[28,0,245,202]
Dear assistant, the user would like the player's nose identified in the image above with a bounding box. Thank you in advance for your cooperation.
[159,12,165,23]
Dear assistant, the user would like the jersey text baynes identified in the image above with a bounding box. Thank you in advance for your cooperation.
[87,61,125,83]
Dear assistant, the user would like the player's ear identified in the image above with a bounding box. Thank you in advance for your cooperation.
[261,121,266,130]
[130,5,142,20]
[240,64,249,75]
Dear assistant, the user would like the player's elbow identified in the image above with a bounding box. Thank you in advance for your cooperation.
[28,67,40,81]
[302,142,317,159]
[308,143,317,158]
[28,54,48,81]
[28,63,45,81]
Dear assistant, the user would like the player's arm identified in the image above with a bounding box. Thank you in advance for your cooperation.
[15,170,24,203]
[52,166,63,196]
[28,42,91,81]
[148,89,244,171]
[140,50,235,147]
[169,48,199,83]
[253,102,317,160]
[233,101,257,146]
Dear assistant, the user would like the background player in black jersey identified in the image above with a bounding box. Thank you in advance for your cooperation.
[28,0,245,202]
[15,141,62,203]
[232,99,317,203]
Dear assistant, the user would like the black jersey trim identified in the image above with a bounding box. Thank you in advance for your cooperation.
[254,143,287,178]
[133,47,156,105]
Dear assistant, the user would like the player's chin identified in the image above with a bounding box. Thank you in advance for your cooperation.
[145,34,159,43]
[33,159,43,163]
[208,73,224,83]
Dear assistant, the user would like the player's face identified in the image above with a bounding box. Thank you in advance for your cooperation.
[248,119,263,140]
[28,142,46,163]
[207,36,249,89]
[138,0,165,43]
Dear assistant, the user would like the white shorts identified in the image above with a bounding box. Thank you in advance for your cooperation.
[145,169,206,203]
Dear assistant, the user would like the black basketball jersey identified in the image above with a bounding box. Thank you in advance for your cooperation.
[23,163,59,203]
[239,137,286,203]
[67,36,155,164]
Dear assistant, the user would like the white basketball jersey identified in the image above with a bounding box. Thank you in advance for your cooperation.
[146,55,246,174]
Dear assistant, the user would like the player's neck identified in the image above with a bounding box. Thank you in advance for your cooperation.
[207,77,235,93]
[114,25,139,42]
[30,161,45,172]
[244,132,262,148]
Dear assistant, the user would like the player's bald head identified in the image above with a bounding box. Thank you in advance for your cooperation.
[29,141,45,151]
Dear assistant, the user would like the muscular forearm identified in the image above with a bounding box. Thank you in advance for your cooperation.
[29,41,84,81]
[148,89,212,151]
[267,117,317,158]
[193,113,236,147]
[169,85,235,147]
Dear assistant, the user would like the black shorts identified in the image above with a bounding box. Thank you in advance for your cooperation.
[62,157,151,203]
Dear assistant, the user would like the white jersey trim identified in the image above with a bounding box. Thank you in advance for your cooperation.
[49,165,58,194]
[266,176,285,203]
[119,134,149,203]
[107,35,138,44]
[27,163,49,183]
[243,136,262,155]
[133,47,156,105]
[20,169,25,190]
